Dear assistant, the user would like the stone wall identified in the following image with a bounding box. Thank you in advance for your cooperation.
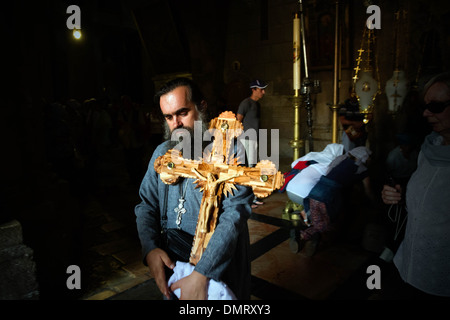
[0,220,39,300]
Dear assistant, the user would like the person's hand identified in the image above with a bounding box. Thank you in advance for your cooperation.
[146,248,174,299]
[170,270,208,300]
[381,184,402,205]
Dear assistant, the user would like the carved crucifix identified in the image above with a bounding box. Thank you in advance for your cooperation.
[154,111,284,265]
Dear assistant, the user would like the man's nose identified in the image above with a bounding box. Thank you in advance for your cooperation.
[171,115,183,128]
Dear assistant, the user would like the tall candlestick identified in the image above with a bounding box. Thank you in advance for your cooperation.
[290,11,303,161]
[331,0,341,143]
[293,12,301,91]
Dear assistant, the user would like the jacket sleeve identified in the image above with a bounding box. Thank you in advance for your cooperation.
[135,146,164,265]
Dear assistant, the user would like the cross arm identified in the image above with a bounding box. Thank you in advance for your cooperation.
[154,149,201,184]
[219,160,285,198]
[155,150,284,198]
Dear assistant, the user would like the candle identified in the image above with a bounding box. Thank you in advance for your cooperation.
[293,13,301,91]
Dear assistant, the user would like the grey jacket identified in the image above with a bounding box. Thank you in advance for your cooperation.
[135,140,253,299]
[394,132,450,297]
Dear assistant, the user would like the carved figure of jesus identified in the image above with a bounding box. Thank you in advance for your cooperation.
[192,168,238,234]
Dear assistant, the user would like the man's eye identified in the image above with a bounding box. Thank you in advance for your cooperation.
[165,115,172,121]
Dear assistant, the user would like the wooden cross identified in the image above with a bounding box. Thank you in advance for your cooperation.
[154,111,284,265]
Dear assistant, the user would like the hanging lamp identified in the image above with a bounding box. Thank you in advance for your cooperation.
[352,27,380,123]
[385,9,409,114]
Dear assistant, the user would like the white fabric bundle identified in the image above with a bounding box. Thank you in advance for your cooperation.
[287,143,344,199]
[291,143,344,175]
[167,261,236,300]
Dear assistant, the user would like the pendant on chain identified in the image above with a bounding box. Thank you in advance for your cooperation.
[175,198,186,229]
[174,180,188,229]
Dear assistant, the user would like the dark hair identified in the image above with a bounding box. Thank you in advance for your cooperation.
[154,77,205,108]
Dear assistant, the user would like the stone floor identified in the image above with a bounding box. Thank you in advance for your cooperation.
[77,183,386,301]
[17,148,390,301]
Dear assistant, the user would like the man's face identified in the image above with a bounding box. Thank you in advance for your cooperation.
[160,86,200,134]
[423,82,450,136]
[252,88,266,101]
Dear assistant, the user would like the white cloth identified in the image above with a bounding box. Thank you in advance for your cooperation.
[348,146,371,165]
[291,143,344,175]
[286,165,323,199]
[287,144,344,201]
[168,261,237,300]
[326,146,371,175]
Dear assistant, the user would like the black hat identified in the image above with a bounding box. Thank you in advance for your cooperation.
[250,79,268,89]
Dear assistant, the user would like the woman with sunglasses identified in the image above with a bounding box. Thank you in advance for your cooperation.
[379,72,450,299]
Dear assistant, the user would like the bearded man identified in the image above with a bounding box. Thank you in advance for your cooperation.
[135,77,252,300]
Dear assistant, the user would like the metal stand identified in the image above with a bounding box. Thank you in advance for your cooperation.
[301,78,321,152]
[298,0,321,153]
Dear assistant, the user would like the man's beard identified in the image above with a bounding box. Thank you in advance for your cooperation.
[163,112,208,141]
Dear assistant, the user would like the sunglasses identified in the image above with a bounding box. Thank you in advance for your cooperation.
[422,100,450,113]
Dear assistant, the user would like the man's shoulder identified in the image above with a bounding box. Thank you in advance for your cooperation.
[153,140,173,158]
[238,97,252,107]
[238,97,254,113]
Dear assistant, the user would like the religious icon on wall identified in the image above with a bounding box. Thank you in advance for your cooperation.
[304,0,350,70]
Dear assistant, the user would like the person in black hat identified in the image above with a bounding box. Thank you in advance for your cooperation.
[237,79,268,208]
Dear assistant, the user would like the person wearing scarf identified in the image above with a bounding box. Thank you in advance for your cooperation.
[381,72,450,299]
